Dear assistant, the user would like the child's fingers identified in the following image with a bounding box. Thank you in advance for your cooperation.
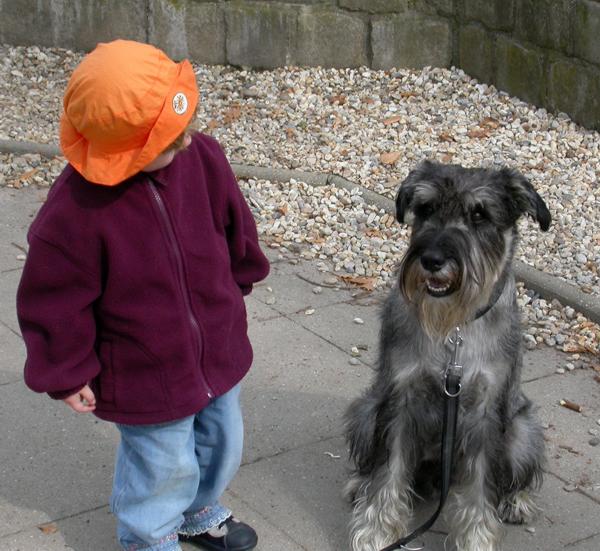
[69,400,96,413]
[79,385,97,406]
[63,386,96,413]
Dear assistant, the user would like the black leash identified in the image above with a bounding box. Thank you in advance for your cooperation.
[377,275,507,551]
[379,328,463,551]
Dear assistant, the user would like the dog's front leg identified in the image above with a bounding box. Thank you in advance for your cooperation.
[349,432,413,551]
[447,451,502,551]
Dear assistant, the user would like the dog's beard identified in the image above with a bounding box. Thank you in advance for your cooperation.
[400,255,498,340]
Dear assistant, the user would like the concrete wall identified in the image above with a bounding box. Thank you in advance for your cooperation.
[1,0,600,129]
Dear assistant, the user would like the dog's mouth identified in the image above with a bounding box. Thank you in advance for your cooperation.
[425,277,455,297]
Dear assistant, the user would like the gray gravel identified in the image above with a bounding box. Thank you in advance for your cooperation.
[1,43,599,362]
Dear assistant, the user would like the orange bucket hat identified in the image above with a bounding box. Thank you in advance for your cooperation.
[60,40,199,186]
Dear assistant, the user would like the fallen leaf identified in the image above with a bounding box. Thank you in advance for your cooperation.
[563,343,587,354]
[38,523,58,535]
[223,104,241,124]
[18,168,39,182]
[332,112,344,129]
[365,228,383,238]
[205,119,219,130]
[340,275,377,291]
[400,91,417,98]
[467,127,491,139]
[362,97,375,105]
[278,204,288,216]
[383,115,402,126]
[438,132,455,143]
[480,116,500,129]
[285,127,295,139]
[379,151,401,165]
[558,443,581,455]
[441,153,454,163]
[329,94,347,105]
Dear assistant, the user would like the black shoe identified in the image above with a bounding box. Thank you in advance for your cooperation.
[180,516,258,551]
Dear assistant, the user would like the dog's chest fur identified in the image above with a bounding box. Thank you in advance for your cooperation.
[383,279,520,437]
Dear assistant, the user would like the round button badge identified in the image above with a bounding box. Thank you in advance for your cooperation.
[172,92,188,115]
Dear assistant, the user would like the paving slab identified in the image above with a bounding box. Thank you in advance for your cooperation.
[288,299,382,367]
[243,310,366,464]
[0,380,116,536]
[251,257,355,315]
[0,187,42,270]
[0,323,23,384]
[524,369,600,495]
[522,344,569,382]
[0,268,22,335]
[2,187,600,551]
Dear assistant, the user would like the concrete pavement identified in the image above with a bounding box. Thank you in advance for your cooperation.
[0,185,599,551]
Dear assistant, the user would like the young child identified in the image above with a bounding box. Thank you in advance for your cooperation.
[17,40,269,551]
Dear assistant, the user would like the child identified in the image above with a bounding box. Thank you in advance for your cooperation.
[16,40,269,551]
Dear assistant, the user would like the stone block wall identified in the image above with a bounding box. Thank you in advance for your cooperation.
[457,0,600,129]
[1,0,600,129]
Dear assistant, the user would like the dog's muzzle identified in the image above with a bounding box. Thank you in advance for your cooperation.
[419,249,458,298]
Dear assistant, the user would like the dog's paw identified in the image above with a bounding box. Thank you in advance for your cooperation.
[498,490,541,524]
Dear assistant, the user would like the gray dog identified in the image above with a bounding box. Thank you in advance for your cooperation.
[345,161,551,551]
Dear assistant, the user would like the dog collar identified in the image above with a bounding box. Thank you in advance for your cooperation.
[472,268,509,321]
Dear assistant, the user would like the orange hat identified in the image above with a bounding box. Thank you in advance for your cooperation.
[60,40,199,186]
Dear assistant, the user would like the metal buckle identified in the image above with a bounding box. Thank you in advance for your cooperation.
[444,378,462,398]
[443,326,463,397]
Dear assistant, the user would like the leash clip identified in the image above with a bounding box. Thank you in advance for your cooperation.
[444,326,463,398]
[400,543,425,551]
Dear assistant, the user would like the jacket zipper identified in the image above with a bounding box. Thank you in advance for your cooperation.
[147,180,214,400]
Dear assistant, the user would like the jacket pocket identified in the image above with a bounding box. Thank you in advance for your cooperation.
[111,337,167,414]
[97,340,115,403]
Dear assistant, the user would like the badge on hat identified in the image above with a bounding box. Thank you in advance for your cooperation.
[172,92,188,115]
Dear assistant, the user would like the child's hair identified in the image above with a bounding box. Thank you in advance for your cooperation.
[167,106,199,153]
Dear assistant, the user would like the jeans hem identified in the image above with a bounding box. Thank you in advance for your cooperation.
[179,504,232,536]
[122,531,181,551]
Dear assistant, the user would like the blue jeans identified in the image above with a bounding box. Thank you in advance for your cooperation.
[110,384,243,551]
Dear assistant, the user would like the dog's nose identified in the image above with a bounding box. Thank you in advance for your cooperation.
[421,250,446,272]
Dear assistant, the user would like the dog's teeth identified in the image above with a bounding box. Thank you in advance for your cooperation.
[427,281,449,292]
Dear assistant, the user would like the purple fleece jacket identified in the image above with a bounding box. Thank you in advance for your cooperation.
[17,133,269,424]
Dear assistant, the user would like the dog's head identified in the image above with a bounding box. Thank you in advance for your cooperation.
[395,161,551,339]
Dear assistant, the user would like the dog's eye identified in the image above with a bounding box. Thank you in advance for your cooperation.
[470,206,487,224]
[416,203,435,219]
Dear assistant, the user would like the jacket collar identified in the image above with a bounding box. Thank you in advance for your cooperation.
[141,146,194,186]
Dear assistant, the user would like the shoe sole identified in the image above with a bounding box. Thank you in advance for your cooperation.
[180,534,258,551]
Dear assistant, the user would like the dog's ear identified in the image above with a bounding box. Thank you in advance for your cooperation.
[396,161,436,224]
[395,181,415,224]
[498,168,551,231]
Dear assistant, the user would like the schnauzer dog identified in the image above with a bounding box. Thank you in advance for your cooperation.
[345,161,551,551]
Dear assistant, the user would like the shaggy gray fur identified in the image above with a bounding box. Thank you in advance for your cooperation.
[345,161,550,551]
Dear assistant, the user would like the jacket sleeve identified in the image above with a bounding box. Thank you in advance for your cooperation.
[17,233,102,400]
[222,164,270,295]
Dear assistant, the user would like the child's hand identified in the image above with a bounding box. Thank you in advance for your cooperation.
[63,385,96,413]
